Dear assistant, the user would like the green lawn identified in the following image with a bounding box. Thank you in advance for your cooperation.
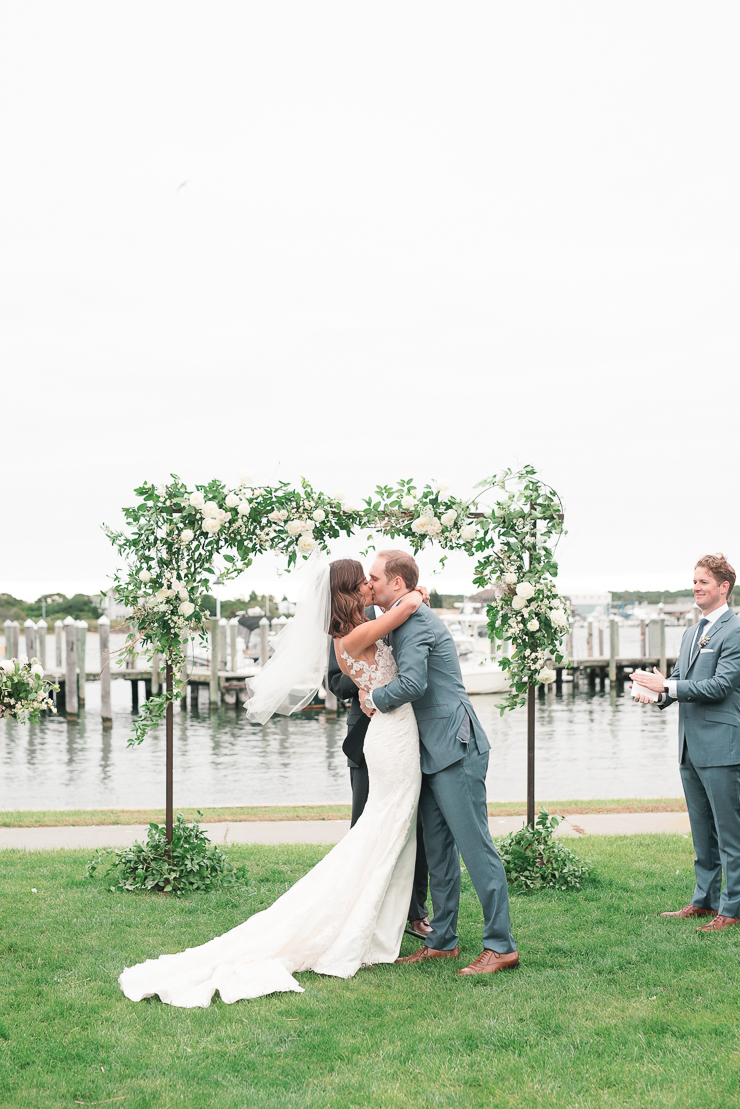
[0,797,687,827]
[2,836,739,1108]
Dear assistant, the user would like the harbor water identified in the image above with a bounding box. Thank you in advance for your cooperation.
[1,636,683,809]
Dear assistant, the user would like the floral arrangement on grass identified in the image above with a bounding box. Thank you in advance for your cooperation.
[86,812,247,896]
[0,657,57,722]
[495,809,590,891]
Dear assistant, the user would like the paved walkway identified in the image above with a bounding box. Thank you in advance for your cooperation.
[0,812,691,851]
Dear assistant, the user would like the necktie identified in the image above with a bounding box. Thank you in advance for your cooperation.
[691,618,709,663]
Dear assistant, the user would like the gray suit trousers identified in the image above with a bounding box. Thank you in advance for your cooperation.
[419,744,515,953]
[681,744,740,918]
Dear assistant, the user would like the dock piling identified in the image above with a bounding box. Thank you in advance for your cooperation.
[209,617,219,706]
[54,621,63,667]
[63,616,78,718]
[259,617,270,670]
[608,618,618,684]
[99,615,112,725]
[24,619,36,659]
[36,619,47,668]
[76,620,88,706]
[229,617,238,671]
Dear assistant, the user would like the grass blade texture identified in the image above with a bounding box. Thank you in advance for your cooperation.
[1,836,739,1108]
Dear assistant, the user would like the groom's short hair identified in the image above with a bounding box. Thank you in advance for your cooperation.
[696,553,736,597]
[378,550,419,590]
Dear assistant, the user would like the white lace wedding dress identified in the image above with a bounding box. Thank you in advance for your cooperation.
[119,641,421,1007]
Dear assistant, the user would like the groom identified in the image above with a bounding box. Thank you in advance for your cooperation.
[361,550,518,975]
[631,554,740,932]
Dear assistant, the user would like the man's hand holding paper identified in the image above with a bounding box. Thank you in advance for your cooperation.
[629,666,666,703]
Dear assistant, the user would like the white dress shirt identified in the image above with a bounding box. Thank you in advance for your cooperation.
[662,602,728,701]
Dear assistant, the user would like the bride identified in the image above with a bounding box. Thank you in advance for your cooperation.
[119,555,425,1007]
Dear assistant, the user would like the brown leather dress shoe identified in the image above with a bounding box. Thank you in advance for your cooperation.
[457,949,520,976]
[696,914,740,933]
[395,945,459,964]
[660,904,718,919]
[406,917,433,939]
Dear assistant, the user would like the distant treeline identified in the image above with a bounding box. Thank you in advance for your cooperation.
[0,593,104,625]
[610,591,694,604]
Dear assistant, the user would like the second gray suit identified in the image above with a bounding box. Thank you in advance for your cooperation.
[372,605,516,954]
[659,606,740,917]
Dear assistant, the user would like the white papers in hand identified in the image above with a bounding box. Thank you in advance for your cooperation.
[630,670,659,702]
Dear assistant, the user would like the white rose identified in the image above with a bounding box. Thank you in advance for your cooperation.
[178,589,189,601]
[225,493,240,508]
[440,510,457,526]
[460,524,478,542]
[0,659,15,673]
[300,519,315,533]
[333,490,345,502]
[516,581,535,600]
[341,502,358,514]
[401,495,416,510]
[502,573,517,585]
[215,508,228,523]
[178,601,195,617]
[512,595,528,611]
[238,468,254,485]
[155,588,169,602]
[427,518,443,536]
[550,608,567,627]
[202,518,221,535]
[181,529,194,543]
[138,569,151,583]
[411,516,430,534]
[189,491,205,508]
[267,510,283,522]
[312,509,326,522]
[202,501,220,519]
[431,479,450,493]
[277,509,288,520]
[31,663,45,677]
[527,618,540,631]
[170,579,182,591]
[286,520,303,537]
[538,667,556,684]
[237,501,251,516]
[297,535,317,554]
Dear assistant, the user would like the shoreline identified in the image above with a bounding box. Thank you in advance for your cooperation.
[0,797,688,828]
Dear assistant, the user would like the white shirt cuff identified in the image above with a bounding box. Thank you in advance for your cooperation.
[366,690,376,710]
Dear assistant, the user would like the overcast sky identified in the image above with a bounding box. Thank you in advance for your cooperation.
[3,2,739,603]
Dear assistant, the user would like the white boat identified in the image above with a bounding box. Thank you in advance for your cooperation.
[438,605,510,695]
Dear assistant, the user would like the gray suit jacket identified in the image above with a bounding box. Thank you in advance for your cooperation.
[371,605,490,774]
[660,607,740,766]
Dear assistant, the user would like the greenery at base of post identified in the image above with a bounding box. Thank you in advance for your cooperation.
[85,812,248,896]
[495,809,590,891]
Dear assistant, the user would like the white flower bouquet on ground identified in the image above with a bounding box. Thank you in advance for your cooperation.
[0,658,57,722]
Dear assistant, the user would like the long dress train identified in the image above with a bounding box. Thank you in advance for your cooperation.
[118,641,420,1007]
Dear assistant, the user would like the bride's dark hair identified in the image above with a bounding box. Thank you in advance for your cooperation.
[330,559,367,637]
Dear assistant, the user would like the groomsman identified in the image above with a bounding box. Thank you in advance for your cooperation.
[632,554,740,932]
[328,629,431,939]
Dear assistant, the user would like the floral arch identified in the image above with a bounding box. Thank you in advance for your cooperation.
[106,464,570,749]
